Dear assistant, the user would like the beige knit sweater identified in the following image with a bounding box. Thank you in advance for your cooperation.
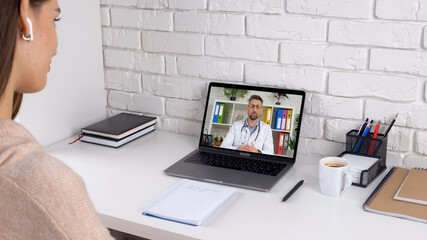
[0,119,113,240]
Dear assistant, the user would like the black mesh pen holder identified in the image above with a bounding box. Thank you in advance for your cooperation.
[343,130,388,187]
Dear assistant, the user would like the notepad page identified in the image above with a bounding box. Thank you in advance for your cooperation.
[394,168,427,206]
[142,179,236,226]
[341,153,378,170]
[341,153,379,183]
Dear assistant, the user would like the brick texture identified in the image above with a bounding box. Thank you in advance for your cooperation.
[329,20,422,49]
[100,1,427,165]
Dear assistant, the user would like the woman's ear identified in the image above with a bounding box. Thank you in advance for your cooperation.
[18,0,33,41]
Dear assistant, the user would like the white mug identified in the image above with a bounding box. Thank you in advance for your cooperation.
[319,157,352,197]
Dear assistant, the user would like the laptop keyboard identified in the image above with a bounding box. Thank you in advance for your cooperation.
[185,151,287,176]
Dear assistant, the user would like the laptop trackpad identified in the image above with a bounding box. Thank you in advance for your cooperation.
[193,167,249,184]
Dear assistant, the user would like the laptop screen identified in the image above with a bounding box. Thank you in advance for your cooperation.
[200,82,305,161]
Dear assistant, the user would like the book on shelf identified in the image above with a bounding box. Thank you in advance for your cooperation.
[281,109,287,130]
[283,133,289,156]
[142,179,236,226]
[275,109,283,130]
[81,113,157,139]
[213,102,220,123]
[285,109,292,131]
[276,132,285,155]
[80,125,155,148]
[264,107,272,125]
[217,103,225,123]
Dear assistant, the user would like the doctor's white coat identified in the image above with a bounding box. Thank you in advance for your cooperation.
[220,119,274,154]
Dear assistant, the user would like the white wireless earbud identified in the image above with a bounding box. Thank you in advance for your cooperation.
[22,17,33,41]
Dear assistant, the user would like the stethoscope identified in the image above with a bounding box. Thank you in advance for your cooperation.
[240,119,260,145]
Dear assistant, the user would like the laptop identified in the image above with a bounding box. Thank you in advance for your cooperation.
[164,82,306,191]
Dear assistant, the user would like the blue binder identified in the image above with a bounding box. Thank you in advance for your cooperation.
[275,109,283,130]
[213,103,220,123]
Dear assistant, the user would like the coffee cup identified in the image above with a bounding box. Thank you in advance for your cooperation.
[319,157,352,197]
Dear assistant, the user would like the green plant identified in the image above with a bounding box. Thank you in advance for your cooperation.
[287,114,300,150]
[294,114,300,134]
[286,137,296,150]
[213,134,223,142]
[223,88,248,100]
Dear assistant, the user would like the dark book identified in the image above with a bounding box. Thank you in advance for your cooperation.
[81,113,157,139]
[80,124,155,148]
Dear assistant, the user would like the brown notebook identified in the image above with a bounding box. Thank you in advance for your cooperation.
[394,168,427,206]
[363,167,427,223]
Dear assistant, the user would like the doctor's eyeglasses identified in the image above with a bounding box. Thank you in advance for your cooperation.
[248,104,262,109]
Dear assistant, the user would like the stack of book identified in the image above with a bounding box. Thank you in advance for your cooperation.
[80,113,157,148]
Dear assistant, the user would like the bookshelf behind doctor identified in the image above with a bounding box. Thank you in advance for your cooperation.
[203,87,303,158]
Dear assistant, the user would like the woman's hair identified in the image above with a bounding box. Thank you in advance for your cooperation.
[0,0,49,119]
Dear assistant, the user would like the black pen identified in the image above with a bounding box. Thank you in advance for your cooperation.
[282,180,304,202]
[358,118,369,136]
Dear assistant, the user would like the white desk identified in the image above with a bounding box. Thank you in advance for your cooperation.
[46,131,426,240]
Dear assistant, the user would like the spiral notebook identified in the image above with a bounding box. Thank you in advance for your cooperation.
[363,167,427,223]
[394,168,427,206]
[142,179,236,226]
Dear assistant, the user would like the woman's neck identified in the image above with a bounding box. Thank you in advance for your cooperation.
[0,82,14,119]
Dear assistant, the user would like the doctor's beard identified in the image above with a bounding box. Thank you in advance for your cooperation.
[249,112,258,120]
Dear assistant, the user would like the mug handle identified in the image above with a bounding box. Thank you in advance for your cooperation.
[342,171,353,192]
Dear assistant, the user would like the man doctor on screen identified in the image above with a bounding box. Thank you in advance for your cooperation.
[221,95,274,154]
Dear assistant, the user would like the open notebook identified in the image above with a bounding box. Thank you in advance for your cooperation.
[142,179,236,226]
[394,168,427,206]
[363,167,427,223]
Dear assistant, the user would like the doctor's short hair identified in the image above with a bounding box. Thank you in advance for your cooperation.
[248,95,263,105]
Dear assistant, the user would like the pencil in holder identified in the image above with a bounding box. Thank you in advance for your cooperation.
[343,130,388,187]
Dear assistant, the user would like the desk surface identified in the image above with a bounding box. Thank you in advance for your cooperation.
[46,131,426,240]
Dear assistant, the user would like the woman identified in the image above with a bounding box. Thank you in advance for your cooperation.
[0,0,113,239]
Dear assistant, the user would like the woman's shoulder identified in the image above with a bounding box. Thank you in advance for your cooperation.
[0,119,36,139]
[0,119,84,195]
[0,127,113,239]
[0,119,38,152]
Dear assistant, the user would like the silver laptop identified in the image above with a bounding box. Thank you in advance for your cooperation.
[164,82,305,191]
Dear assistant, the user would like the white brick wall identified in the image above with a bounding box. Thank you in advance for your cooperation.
[105,70,141,92]
[325,119,361,143]
[134,53,165,74]
[247,15,327,40]
[329,20,422,49]
[424,27,427,48]
[205,36,278,61]
[166,99,205,121]
[279,43,369,70]
[100,0,427,166]
[111,8,142,28]
[287,0,371,19]
[142,31,204,55]
[370,48,427,76]
[209,0,283,14]
[141,10,173,31]
[245,64,325,91]
[103,28,141,49]
[328,72,417,101]
[100,7,110,26]
[177,56,243,81]
[142,75,206,100]
[175,12,245,35]
[376,0,427,20]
